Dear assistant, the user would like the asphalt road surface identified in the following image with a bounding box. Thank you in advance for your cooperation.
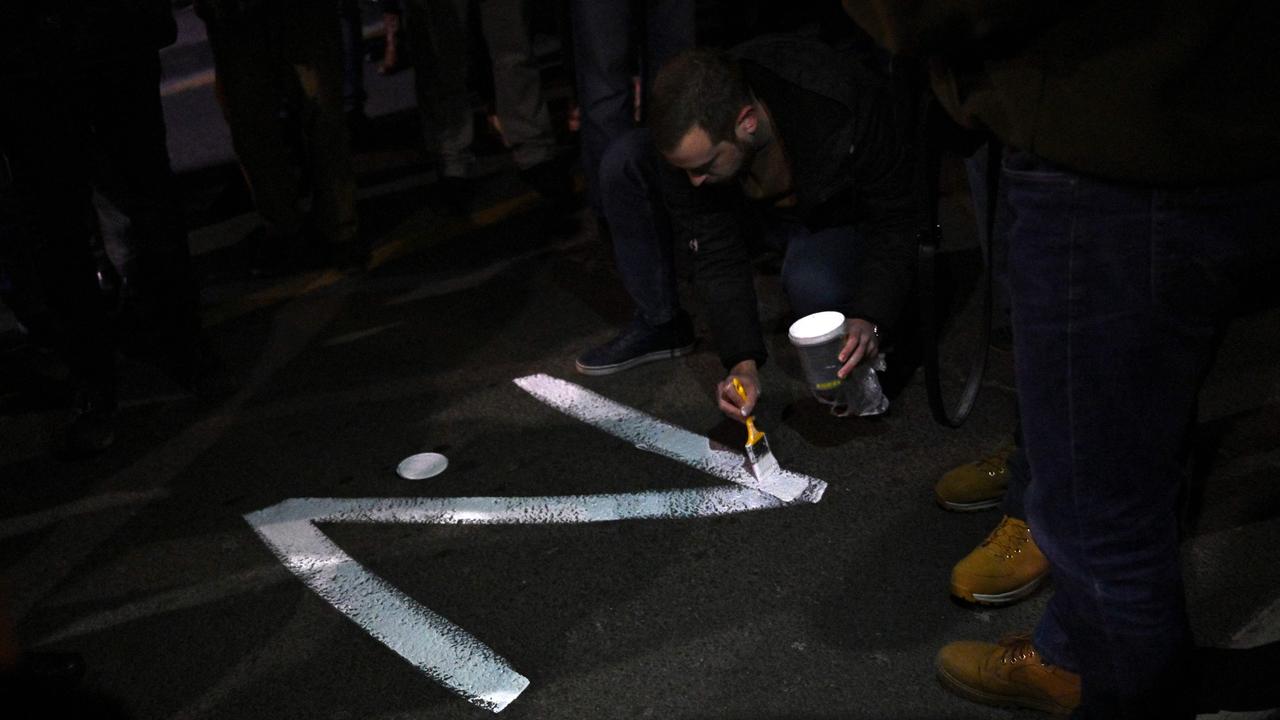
[2,7,1278,719]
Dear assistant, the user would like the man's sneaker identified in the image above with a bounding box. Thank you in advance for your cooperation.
[935,446,1014,511]
[575,315,695,376]
[936,634,1081,715]
[951,515,1049,605]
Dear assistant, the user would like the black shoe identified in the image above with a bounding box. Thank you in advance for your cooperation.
[575,314,696,376]
[62,387,117,457]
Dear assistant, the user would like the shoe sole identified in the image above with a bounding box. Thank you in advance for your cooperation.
[935,493,1003,512]
[935,660,1074,715]
[574,343,695,376]
[952,572,1047,606]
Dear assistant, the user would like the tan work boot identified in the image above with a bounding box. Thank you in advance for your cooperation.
[936,634,1081,714]
[951,515,1049,605]
[935,446,1013,511]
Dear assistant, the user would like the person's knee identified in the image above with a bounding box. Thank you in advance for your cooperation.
[598,129,652,201]
[782,261,846,317]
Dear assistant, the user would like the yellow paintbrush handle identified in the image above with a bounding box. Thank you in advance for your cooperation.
[730,377,765,446]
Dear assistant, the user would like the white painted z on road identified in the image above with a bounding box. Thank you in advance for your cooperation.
[244,374,827,713]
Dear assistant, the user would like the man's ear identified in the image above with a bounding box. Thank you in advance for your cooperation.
[735,104,757,139]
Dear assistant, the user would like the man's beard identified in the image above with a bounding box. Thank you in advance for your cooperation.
[728,136,759,180]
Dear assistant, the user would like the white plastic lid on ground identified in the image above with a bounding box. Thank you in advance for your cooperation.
[397,452,449,480]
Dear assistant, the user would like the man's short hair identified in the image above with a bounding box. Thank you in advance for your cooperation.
[649,48,753,154]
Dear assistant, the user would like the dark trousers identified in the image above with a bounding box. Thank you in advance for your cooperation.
[1002,149,1280,718]
[400,0,556,176]
[1,54,197,395]
[205,1,358,245]
[570,0,694,217]
[600,128,866,328]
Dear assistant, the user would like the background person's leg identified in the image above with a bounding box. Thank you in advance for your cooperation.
[570,0,633,218]
[287,0,359,249]
[205,18,307,241]
[476,0,555,170]
[90,54,202,357]
[0,70,117,451]
[641,0,695,99]
[400,0,476,179]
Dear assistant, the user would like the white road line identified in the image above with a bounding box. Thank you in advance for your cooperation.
[244,376,828,713]
[0,490,168,541]
[513,373,826,503]
[245,488,793,713]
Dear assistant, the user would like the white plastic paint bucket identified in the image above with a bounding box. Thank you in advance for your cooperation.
[787,310,846,403]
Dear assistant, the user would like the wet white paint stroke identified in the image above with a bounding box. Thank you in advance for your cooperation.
[244,375,828,713]
[512,374,826,503]
[244,488,791,713]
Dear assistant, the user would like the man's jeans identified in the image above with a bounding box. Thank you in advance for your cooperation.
[1003,149,1280,718]
[599,128,865,329]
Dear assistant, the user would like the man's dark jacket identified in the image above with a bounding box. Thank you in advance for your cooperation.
[843,0,1280,185]
[661,35,916,371]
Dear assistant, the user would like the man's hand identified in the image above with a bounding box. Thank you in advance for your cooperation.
[837,318,880,378]
[716,359,760,424]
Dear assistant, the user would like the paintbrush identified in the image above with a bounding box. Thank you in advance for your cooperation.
[731,377,783,483]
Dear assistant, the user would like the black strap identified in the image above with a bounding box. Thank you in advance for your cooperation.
[917,99,997,428]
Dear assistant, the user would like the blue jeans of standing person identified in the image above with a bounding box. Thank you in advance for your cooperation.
[599,128,865,328]
[571,0,694,218]
[1002,149,1280,719]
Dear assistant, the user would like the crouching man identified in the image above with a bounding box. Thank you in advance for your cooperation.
[576,36,916,424]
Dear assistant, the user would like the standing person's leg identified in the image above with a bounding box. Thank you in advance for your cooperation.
[288,0,360,250]
[1009,155,1199,718]
[400,0,477,180]
[90,53,202,360]
[575,129,692,376]
[475,0,555,171]
[205,17,307,242]
[1017,168,1280,718]
[569,0,633,218]
[0,72,117,453]
[935,151,1280,718]
[339,0,368,117]
[640,0,695,100]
